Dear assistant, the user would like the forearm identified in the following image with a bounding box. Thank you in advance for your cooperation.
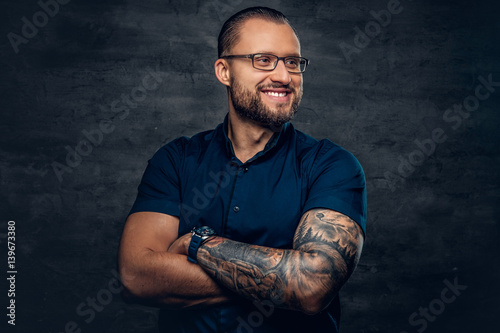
[195,210,363,315]
[196,237,345,315]
[119,250,235,309]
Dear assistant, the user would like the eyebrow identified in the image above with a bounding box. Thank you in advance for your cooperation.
[253,51,302,57]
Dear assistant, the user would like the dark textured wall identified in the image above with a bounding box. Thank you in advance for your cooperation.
[1,0,499,332]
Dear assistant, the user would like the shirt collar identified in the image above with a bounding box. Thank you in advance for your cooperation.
[219,113,290,162]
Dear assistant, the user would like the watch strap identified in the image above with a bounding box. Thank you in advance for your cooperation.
[187,234,203,264]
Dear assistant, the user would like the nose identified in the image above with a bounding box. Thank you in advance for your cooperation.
[270,59,292,85]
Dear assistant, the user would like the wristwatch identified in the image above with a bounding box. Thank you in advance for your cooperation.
[187,226,217,263]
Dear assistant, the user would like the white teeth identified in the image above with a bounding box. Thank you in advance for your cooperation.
[265,91,287,97]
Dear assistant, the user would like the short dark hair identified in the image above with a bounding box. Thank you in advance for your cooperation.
[217,7,299,58]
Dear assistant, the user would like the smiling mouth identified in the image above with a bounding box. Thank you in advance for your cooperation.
[263,91,288,97]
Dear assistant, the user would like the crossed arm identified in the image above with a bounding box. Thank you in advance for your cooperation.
[118,212,234,308]
[119,208,364,314]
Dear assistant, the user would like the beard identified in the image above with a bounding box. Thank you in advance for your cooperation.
[229,76,303,131]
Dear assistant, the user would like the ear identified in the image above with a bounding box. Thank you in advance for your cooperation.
[214,58,231,87]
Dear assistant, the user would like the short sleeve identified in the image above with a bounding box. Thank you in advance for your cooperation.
[128,138,185,217]
[302,141,367,235]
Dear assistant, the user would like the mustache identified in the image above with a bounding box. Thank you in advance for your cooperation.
[257,83,296,93]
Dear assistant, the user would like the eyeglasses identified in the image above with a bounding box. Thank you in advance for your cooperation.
[220,53,309,73]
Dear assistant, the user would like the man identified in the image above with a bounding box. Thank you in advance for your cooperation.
[119,6,366,333]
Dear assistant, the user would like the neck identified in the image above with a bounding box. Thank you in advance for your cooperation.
[227,109,278,164]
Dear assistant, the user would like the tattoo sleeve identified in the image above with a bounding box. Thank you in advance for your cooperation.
[196,209,364,314]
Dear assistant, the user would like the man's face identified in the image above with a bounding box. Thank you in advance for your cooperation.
[226,18,304,130]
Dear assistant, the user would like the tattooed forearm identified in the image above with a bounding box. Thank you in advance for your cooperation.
[196,209,364,314]
[197,242,287,302]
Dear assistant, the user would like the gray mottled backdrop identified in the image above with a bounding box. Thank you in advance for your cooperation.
[1,0,499,332]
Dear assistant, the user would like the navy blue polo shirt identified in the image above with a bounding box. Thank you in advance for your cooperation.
[129,114,366,333]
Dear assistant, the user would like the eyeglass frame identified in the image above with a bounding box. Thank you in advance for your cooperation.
[219,53,309,73]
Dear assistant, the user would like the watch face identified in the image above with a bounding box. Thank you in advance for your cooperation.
[195,226,216,237]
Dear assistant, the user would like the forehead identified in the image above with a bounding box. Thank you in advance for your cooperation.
[232,18,301,55]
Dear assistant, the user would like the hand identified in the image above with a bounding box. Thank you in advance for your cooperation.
[167,233,192,255]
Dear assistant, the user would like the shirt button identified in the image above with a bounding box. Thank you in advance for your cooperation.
[233,206,240,213]
[243,167,249,172]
